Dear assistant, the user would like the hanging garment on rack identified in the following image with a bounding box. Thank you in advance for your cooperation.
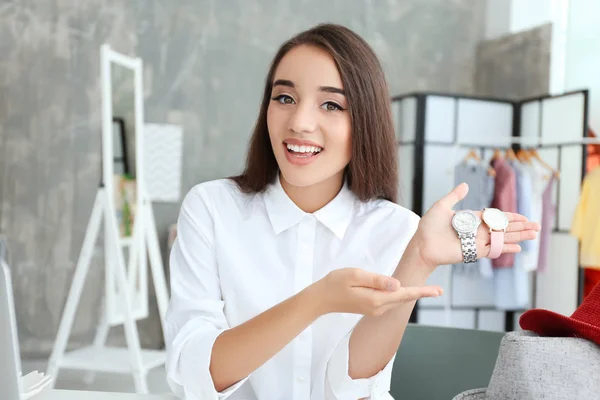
[586,129,600,171]
[490,157,517,268]
[571,166,600,267]
[537,175,557,273]
[522,161,547,271]
[512,161,534,258]
[453,161,495,278]
[584,134,600,298]
[494,161,532,310]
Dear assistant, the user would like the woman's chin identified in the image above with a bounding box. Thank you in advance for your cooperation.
[279,168,344,190]
[279,172,321,188]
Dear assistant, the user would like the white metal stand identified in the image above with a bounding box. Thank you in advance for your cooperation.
[46,45,170,393]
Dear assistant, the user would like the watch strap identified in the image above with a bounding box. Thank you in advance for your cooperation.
[458,232,478,264]
[488,230,504,259]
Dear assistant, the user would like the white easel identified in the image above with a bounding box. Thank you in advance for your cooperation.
[46,45,170,393]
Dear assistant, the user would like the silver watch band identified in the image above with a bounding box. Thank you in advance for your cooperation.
[458,232,478,263]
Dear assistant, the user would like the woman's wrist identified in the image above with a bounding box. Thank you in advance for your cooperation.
[298,281,329,320]
[394,238,435,285]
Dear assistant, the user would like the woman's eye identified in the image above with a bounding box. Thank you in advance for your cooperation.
[321,101,344,111]
[272,94,295,105]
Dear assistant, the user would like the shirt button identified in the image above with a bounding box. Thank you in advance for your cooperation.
[297,376,306,382]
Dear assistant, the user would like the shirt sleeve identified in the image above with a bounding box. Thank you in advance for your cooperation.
[324,332,395,399]
[164,185,249,399]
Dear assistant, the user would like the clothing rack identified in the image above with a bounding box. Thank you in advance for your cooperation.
[392,90,592,331]
[450,135,598,330]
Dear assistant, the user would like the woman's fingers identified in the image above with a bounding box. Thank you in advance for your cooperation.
[363,284,443,305]
[503,243,521,253]
[473,211,539,230]
[481,243,522,257]
[376,285,443,308]
[398,285,444,301]
[502,221,541,243]
[507,220,541,232]
[504,212,529,222]
[351,269,401,291]
[504,230,538,243]
[356,284,443,317]
[492,243,521,254]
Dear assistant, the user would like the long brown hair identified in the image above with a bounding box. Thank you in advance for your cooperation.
[230,23,398,203]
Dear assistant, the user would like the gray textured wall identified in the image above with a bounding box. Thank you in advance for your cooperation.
[0,0,485,357]
[474,23,552,99]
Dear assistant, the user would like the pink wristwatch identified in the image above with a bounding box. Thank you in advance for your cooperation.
[482,208,509,259]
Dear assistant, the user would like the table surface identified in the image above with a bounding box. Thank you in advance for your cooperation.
[35,389,178,400]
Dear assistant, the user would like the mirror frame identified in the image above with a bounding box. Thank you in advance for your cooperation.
[100,44,148,323]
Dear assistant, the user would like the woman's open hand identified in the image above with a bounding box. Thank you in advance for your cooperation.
[411,183,541,272]
[313,267,443,317]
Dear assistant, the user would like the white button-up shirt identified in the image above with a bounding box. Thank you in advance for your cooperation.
[164,176,420,400]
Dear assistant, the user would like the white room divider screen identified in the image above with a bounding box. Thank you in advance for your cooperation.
[392,90,590,332]
[519,91,587,320]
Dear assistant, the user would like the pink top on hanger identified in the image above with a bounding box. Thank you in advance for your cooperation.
[491,157,517,268]
[537,175,556,272]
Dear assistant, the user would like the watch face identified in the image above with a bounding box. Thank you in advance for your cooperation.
[482,208,509,230]
[452,211,480,233]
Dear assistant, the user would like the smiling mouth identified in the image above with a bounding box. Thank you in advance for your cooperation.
[285,143,323,157]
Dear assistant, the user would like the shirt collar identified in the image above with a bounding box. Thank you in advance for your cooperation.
[263,174,355,239]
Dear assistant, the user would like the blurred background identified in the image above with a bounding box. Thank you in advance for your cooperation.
[1,0,599,395]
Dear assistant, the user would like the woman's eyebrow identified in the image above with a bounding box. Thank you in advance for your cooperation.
[319,86,345,96]
[273,79,294,88]
[273,79,345,96]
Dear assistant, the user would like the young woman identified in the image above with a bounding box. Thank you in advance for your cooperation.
[164,24,539,399]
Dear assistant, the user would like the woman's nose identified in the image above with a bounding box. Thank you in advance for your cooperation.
[288,102,317,134]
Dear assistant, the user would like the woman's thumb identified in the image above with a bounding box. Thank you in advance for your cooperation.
[373,275,401,291]
[351,269,400,291]
[438,182,469,209]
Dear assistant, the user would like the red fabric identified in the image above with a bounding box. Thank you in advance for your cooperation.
[519,281,600,346]
[490,158,517,268]
[584,269,600,299]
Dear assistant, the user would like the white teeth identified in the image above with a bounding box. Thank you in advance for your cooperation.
[286,143,322,153]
